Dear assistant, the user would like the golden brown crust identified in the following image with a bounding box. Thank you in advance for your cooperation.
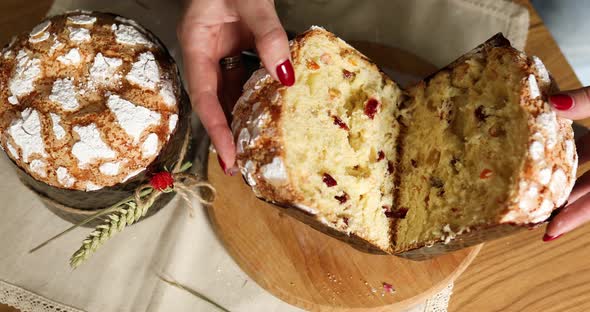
[0,12,182,191]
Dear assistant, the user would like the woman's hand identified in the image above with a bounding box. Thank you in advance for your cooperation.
[545,88,590,241]
[178,0,294,175]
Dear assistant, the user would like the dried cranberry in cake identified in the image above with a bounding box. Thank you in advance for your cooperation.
[364,98,380,119]
[306,59,320,70]
[377,150,385,161]
[335,192,348,204]
[332,116,349,130]
[342,217,349,226]
[322,173,337,187]
[342,69,355,80]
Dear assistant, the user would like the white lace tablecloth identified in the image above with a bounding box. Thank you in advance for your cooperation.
[0,0,529,311]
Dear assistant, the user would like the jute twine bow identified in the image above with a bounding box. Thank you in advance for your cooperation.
[30,131,216,268]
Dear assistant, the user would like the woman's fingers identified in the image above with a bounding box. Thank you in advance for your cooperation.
[235,0,294,86]
[546,192,590,240]
[550,86,590,119]
[179,24,237,174]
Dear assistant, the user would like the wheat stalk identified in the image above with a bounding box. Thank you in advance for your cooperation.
[70,189,157,268]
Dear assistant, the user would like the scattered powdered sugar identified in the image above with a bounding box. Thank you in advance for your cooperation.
[168,114,178,134]
[141,133,159,158]
[89,53,123,86]
[72,123,116,167]
[565,140,575,163]
[531,199,554,223]
[6,141,19,160]
[29,32,50,44]
[159,80,176,107]
[68,27,91,42]
[528,74,540,99]
[236,128,250,154]
[49,78,79,111]
[538,168,552,185]
[57,48,81,65]
[67,15,97,25]
[99,161,121,176]
[56,167,76,187]
[549,169,567,200]
[106,95,161,143]
[518,183,539,213]
[8,96,18,105]
[532,56,550,85]
[49,38,64,55]
[112,24,152,46]
[260,157,287,184]
[30,20,51,37]
[529,141,544,160]
[49,113,66,140]
[536,112,558,149]
[8,108,47,162]
[126,52,160,90]
[85,182,103,191]
[29,159,47,177]
[9,50,41,101]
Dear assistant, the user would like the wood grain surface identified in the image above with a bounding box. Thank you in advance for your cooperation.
[1,1,588,312]
[207,153,481,311]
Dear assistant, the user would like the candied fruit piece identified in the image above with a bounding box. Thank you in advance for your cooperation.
[322,173,337,187]
[364,98,379,119]
[332,116,349,130]
[342,69,355,80]
[480,168,493,179]
[307,59,320,70]
[335,192,349,204]
[377,150,385,161]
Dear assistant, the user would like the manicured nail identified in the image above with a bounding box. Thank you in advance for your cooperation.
[549,94,574,110]
[276,59,295,86]
[217,155,228,175]
[543,233,562,242]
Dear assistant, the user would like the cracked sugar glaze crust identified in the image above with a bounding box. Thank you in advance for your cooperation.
[0,12,181,191]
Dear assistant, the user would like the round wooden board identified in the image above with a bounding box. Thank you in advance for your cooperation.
[207,43,482,311]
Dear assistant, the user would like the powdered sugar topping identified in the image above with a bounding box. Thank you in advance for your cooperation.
[538,168,552,185]
[237,128,250,154]
[67,15,97,25]
[112,24,152,46]
[260,157,287,185]
[535,112,558,149]
[528,74,540,99]
[30,20,51,37]
[106,95,161,143]
[159,81,176,107]
[89,53,123,86]
[141,133,159,158]
[6,142,19,160]
[72,123,116,167]
[518,183,539,213]
[57,48,81,65]
[29,159,47,177]
[126,52,160,90]
[56,167,76,187]
[99,161,121,176]
[85,182,103,191]
[49,78,79,111]
[532,56,550,85]
[168,114,178,134]
[529,141,544,160]
[8,108,46,162]
[49,113,66,140]
[29,32,50,44]
[9,50,41,101]
[68,27,91,42]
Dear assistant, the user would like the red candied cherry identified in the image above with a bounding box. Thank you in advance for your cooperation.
[332,116,349,130]
[322,173,337,187]
[479,168,493,179]
[335,192,349,204]
[364,98,380,119]
[377,150,385,161]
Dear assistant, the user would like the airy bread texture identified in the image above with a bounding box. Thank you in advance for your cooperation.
[0,12,182,191]
[232,29,577,259]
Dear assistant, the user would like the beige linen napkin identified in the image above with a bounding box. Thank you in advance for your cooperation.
[0,0,528,311]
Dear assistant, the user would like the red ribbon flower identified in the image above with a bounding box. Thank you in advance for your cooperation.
[150,171,174,192]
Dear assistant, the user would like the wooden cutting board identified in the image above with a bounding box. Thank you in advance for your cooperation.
[207,42,482,311]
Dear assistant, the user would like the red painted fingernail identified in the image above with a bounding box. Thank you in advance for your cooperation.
[549,94,574,110]
[276,59,295,86]
[217,155,228,175]
[543,233,562,242]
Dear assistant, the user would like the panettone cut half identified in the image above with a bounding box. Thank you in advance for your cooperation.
[231,28,577,259]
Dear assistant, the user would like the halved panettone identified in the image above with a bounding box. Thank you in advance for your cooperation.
[232,29,577,259]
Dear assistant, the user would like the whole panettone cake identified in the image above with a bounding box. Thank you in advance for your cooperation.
[0,11,191,216]
[231,27,577,259]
